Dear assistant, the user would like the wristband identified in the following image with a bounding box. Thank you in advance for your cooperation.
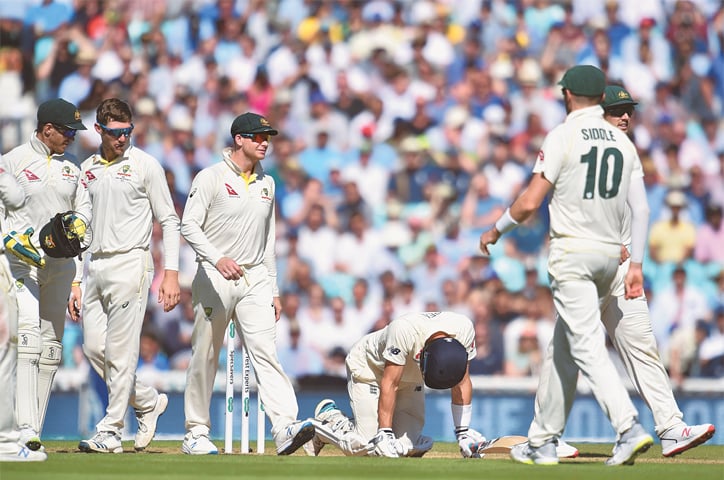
[452,403,472,430]
[71,281,81,287]
[494,208,519,234]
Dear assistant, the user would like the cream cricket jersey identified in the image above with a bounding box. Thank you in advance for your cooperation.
[2,135,91,246]
[180,148,278,293]
[81,145,179,270]
[0,157,26,252]
[347,311,475,385]
[533,105,643,247]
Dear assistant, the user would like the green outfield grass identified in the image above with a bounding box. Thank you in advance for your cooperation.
[1,441,722,480]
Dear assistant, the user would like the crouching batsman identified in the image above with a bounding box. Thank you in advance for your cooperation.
[305,311,516,458]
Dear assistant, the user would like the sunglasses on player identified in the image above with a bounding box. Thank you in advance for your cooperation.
[605,106,635,118]
[51,124,78,138]
[239,132,271,143]
[98,122,135,138]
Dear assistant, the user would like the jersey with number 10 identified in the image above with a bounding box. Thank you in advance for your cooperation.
[533,105,643,246]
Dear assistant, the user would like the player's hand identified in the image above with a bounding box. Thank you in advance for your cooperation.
[624,262,644,300]
[67,284,82,322]
[216,257,243,281]
[619,245,630,265]
[371,428,404,458]
[158,270,181,312]
[455,427,487,458]
[479,228,500,256]
[273,296,282,321]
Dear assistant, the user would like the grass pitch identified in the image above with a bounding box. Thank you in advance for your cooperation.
[1,441,722,480]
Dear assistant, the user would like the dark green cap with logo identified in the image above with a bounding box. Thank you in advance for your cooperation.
[37,98,87,130]
[230,112,279,136]
[601,85,638,109]
[558,65,606,97]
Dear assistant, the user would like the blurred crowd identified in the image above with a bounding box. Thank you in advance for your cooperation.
[1,0,723,387]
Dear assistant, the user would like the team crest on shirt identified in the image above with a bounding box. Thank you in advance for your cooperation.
[15,278,25,290]
[61,165,77,182]
[225,183,239,197]
[23,169,40,182]
[204,307,213,319]
[116,164,132,180]
[260,187,272,201]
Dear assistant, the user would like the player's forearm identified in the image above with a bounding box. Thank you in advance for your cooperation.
[626,176,649,263]
[451,370,472,405]
[377,384,396,429]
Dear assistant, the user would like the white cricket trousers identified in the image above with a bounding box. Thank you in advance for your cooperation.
[347,374,425,445]
[0,255,21,452]
[601,258,683,437]
[9,254,74,433]
[528,243,640,447]
[184,264,298,439]
[82,249,159,435]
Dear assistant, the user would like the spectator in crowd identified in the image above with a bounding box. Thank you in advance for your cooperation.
[650,265,711,363]
[694,203,724,264]
[649,190,697,264]
[460,172,506,234]
[137,328,170,373]
[277,321,325,382]
[699,307,724,377]
[297,203,339,277]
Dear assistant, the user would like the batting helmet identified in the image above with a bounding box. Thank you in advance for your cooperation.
[420,336,468,389]
[39,211,92,259]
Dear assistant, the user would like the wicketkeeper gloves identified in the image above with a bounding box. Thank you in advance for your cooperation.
[3,227,45,268]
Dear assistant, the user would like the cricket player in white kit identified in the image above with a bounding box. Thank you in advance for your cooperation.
[1,99,91,452]
[75,98,178,453]
[0,157,46,462]
[181,112,313,455]
[600,85,715,456]
[481,65,654,466]
[307,311,489,458]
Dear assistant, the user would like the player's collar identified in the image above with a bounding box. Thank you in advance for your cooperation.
[566,105,604,121]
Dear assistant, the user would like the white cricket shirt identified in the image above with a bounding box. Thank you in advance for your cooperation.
[81,145,179,270]
[533,105,643,247]
[3,135,91,244]
[347,311,476,385]
[180,148,278,295]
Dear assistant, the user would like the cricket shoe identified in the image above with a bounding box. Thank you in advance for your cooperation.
[134,393,169,451]
[182,430,218,455]
[510,440,558,465]
[0,443,47,462]
[605,423,653,466]
[661,423,715,457]
[78,431,123,453]
[555,438,579,458]
[275,420,315,455]
[18,426,43,452]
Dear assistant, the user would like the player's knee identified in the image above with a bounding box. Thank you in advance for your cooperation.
[17,329,41,359]
[40,340,62,368]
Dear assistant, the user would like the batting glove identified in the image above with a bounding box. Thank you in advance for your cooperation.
[371,428,404,458]
[3,228,45,269]
[455,427,487,458]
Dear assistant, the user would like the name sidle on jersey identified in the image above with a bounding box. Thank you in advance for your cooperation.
[581,128,617,141]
